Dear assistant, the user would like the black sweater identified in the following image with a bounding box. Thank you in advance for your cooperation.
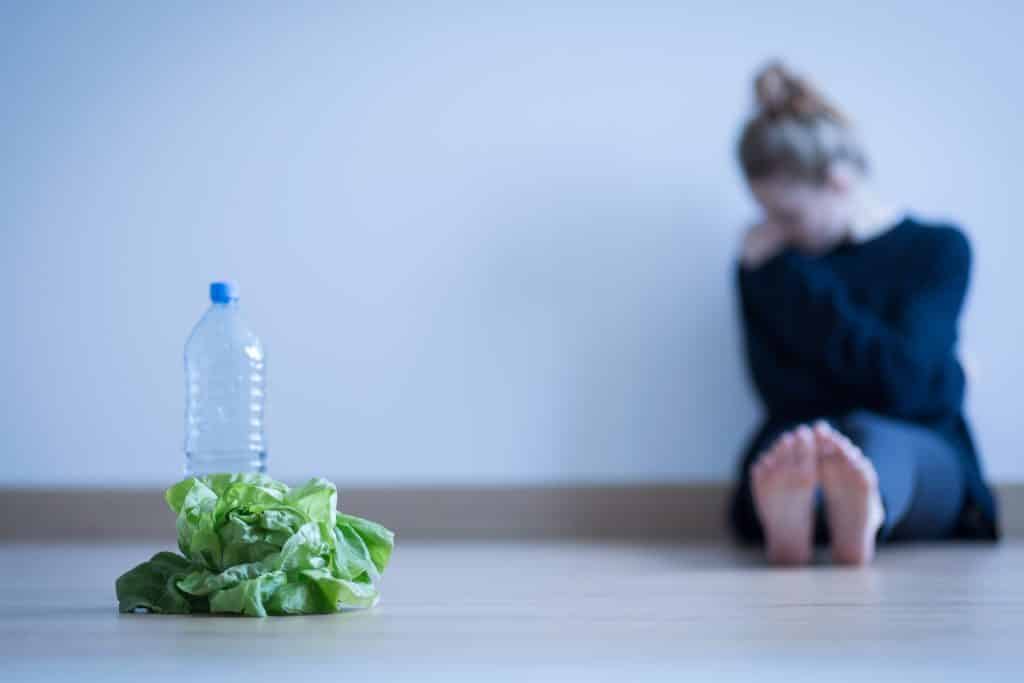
[730,216,998,540]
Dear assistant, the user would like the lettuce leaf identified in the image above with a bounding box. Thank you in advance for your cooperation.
[115,474,394,617]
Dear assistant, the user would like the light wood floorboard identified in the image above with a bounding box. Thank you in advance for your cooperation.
[1,540,1021,680]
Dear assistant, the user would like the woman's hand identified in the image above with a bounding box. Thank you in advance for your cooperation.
[741,220,790,269]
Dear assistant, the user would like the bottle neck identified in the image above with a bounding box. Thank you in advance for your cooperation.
[205,301,242,322]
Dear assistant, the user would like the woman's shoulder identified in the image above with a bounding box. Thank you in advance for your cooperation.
[886,215,971,264]
[874,216,971,284]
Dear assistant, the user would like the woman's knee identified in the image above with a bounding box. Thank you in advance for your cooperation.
[839,409,885,429]
[838,410,918,445]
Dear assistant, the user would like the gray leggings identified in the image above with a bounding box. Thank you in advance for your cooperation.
[764,411,966,542]
[841,411,964,540]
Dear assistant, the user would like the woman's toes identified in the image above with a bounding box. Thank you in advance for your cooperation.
[819,434,838,458]
[834,433,859,457]
[795,425,814,453]
[813,422,834,449]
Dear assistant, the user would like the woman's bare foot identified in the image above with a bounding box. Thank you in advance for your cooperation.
[751,425,818,566]
[814,422,885,566]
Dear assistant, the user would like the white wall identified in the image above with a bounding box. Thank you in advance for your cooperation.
[4,1,1023,486]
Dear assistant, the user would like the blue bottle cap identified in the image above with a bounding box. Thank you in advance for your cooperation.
[210,281,239,303]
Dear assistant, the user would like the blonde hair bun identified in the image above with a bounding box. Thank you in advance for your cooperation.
[753,61,846,124]
[738,60,866,182]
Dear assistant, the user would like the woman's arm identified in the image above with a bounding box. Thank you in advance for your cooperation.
[738,227,970,420]
[738,220,837,414]
[738,269,836,415]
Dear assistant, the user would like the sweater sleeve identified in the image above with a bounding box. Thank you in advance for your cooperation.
[738,268,835,415]
[737,228,970,420]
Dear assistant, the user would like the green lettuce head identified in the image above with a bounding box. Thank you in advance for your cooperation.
[115,474,394,617]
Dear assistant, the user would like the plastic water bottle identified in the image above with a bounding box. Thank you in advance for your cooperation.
[185,281,267,475]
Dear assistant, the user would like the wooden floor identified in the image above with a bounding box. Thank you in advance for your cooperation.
[2,540,1022,681]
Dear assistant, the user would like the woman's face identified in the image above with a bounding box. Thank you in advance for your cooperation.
[750,174,853,253]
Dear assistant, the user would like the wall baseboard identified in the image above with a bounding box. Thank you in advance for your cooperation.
[2,483,1022,541]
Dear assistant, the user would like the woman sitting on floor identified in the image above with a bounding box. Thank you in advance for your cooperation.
[728,62,1000,565]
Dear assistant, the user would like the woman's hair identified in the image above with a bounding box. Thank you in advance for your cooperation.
[738,62,868,183]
